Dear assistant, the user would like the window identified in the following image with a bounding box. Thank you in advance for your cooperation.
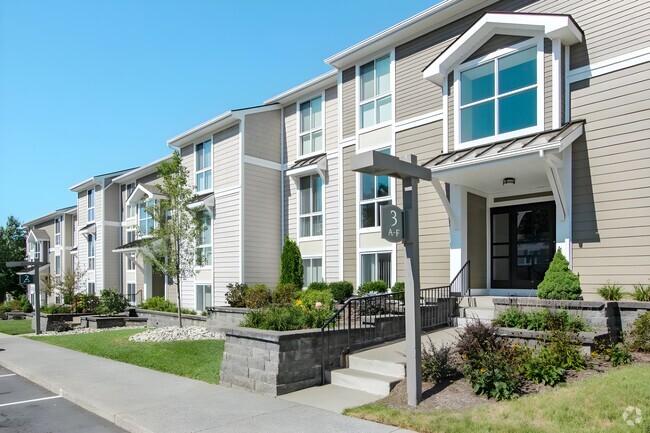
[196,284,212,311]
[87,282,95,294]
[126,229,136,244]
[299,175,323,238]
[195,139,212,192]
[87,189,95,222]
[360,149,391,228]
[359,55,391,129]
[55,255,61,276]
[87,234,95,270]
[361,252,392,285]
[299,96,323,155]
[72,216,78,247]
[196,211,212,266]
[127,253,136,271]
[126,183,136,219]
[55,217,61,246]
[459,45,538,144]
[302,257,323,288]
[139,199,154,236]
[126,283,136,304]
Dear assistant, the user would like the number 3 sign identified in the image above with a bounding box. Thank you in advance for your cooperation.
[381,204,404,243]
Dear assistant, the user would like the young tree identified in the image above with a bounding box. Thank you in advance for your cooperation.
[139,151,204,327]
[279,236,303,289]
[57,269,87,305]
[0,216,27,302]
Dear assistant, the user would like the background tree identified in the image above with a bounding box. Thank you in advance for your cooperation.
[140,151,204,327]
[57,269,87,305]
[279,236,303,289]
[0,216,26,302]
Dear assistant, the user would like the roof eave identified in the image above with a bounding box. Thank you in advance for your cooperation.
[264,70,338,105]
[112,154,173,184]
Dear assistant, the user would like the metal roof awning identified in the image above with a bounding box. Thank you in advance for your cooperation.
[79,223,96,237]
[286,153,328,180]
[126,183,166,207]
[113,239,147,253]
[28,229,50,242]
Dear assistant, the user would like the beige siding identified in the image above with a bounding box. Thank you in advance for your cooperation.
[325,86,338,152]
[342,145,356,283]
[395,121,450,287]
[543,38,552,130]
[570,61,650,292]
[284,176,296,240]
[103,183,120,222]
[447,74,454,151]
[180,145,195,189]
[283,103,297,163]
[467,192,487,288]
[465,34,530,63]
[243,163,282,287]
[103,225,120,290]
[244,111,281,163]
[213,191,240,306]
[213,124,240,191]
[341,67,356,138]
[325,154,339,281]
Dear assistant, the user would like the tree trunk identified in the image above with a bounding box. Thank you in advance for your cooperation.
[176,276,183,328]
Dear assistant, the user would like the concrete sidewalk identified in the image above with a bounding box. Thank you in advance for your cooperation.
[0,333,411,433]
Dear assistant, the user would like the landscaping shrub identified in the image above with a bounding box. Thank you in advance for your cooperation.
[391,282,405,301]
[96,289,129,315]
[421,341,457,384]
[455,320,500,360]
[20,295,33,313]
[73,293,99,314]
[40,305,73,314]
[632,284,650,301]
[307,281,329,292]
[358,280,389,295]
[328,281,354,302]
[522,354,566,386]
[225,283,249,308]
[241,304,331,331]
[298,289,334,310]
[537,249,582,300]
[139,296,177,313]
[538,331,587,371]
[278,236,303,289]
[596,340,632,367]
[597,282,623,301]
[272,283,299,305]
[0,304,12,314]
[493,307,591,332]
[180,308,197,315]
[244,284,272,309]
[630,311,650,352]
[5,299,23,311]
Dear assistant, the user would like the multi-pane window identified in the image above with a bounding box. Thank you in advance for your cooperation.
[460,46,537,143]
[126,229,136,244]
[302,257,323,288]
[195,139,212,192]
[299,175,323,238]
[72,216,78,247]
[55,218,61,246]
[360,149,391,228]
[139,200,154,236]
[126,283,136,304]
[360,55,391,129]
[127,253,136,271]
[87,234,95,270]
[55,255,61,276]
[87,189,95,222]
[196,211,212,266]
[87,282,95,294]
[196,284,212,311]
[126,183,136,219]
[361,252,392,286]
[299,96,323,155]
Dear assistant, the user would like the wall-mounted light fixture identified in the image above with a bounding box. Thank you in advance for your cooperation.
[503,177,515,186]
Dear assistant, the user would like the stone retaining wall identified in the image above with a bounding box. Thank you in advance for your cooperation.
[135,309,206,328]
[206,307,248,331]
[496,327,610,355]
[32,313,88,331]
[618,301,650,333]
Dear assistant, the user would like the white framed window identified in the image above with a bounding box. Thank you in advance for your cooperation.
[87,189,95,222]
[55,217,61,246]
[360,252,392,286]
[126,183,136,219]
[359,54,392,129]
[196,284,212,311]
[54,255,61,276]
[302,257,323,288]
[126,283,136,304]
[126,229,136,244]
[72,216,78,247]
[139,199,154,237]
[196,211,212,266]
[457,40,542,147]
[195,139,212,192]
[87,282,95,295]
[299,175,323,238]
[87,234,95,271]
[299,96,323,156]
[127,253,136,271]
[360,148,391,229]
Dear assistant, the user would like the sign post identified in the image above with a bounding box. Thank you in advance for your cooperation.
[7,260,47,335]
[351,150,431,406]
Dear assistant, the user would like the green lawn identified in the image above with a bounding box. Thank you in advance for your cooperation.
[0,319,33,335]
[29,328,224,384]
[345,365,650,433]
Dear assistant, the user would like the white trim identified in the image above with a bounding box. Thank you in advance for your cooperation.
[564,45,570,124]
[194,138,213,194]
[442,78,449,153]
[296,92,326,157]
[296,174,324,241]
[238,116,245,283]
[568,47,650,84]
[112,154,173,183]
[281,106,286,247]
[214,186,241,198]
[552,39,562,129]
[394,110,443,133]
[242,155,284,171]
[339,137,355,148]
[356,53,393,133]
[264,70,337,105]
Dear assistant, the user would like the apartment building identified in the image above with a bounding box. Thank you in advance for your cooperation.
[22,206,77,305]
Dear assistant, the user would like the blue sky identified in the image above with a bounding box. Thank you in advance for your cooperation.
[0,0,439,225]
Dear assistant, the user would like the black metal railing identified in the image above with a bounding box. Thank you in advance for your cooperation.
[320,261,470,384]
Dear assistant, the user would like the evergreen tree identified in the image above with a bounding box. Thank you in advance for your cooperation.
[537,248,582,300]
[279,236,303,289]
[0,216,26,302]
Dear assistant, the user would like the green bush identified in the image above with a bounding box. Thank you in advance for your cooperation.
[632,284,650,301]
[421,341,457,384]
[538,331,587,371]
[73,293,99,314]
[5,299,23,311]
[225,283,249,308]
[537,249,582,300]
[522,355,566,386]
[180,308,197,315]
[139,296,177,313]
[597,282,623,301]
[244,284,272,309]
[630,311,650,352]
[241,304,331,331]
[298,289,334,310]
[493,307,591,332]
[307,281,329,292]
[96,289,129,316]
[328,281,354,302]
[0,304,12,314]
[272,283,299,305]
[279,236,303,289]
[20,295,33,313]
[392,282,405,301]
[40,305,73,314]
[358,280,389,295]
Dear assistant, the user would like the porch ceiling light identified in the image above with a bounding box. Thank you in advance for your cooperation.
[503,177,515,185]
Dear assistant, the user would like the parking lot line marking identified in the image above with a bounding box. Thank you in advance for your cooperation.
[0,395,62,407]
[0,374,17,378]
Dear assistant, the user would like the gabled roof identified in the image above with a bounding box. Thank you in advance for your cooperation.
[69,168,136,192]
[27,229,50,242]
[23,205,77,228]
[126,183,166,206]
[112,154,173,184]
[264,70,338,105]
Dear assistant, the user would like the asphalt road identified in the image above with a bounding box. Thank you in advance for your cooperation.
[0,365,126,433]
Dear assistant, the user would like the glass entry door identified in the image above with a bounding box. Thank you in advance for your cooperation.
[491,202,555,289]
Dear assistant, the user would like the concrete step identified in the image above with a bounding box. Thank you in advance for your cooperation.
[279,384,384,414]
[458,307,494,320]
[458,296,495,309]
[348,354,405,378]
[329,368,402,396]
[455,315,494,328]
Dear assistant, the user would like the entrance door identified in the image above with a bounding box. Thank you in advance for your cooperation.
[491,201,555,289]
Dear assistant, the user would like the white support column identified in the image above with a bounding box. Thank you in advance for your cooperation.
[449,184,468,278]
[143,262,152,301]
[554,151,572,267]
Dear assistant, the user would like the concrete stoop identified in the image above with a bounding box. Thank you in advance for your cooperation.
[455,296,496,327]
[325,352,405,397]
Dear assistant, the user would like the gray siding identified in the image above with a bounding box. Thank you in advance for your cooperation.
[571,61,650,292]
[467,192,487,289]
[465,34,530,63]
[283,103,297,164]
[447,74,454,151]
[103,225,120,290]
[342,145,356,283]
[244,111,281,163]
[325,154,339,281]
[395,121,450,288]
[325,86,338,152]
[103,183,120,222]
[341,67,356,139]
[213,191,240,306]
[180,145,195,189]
[544,38,552,130]
[213,124,240,191]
